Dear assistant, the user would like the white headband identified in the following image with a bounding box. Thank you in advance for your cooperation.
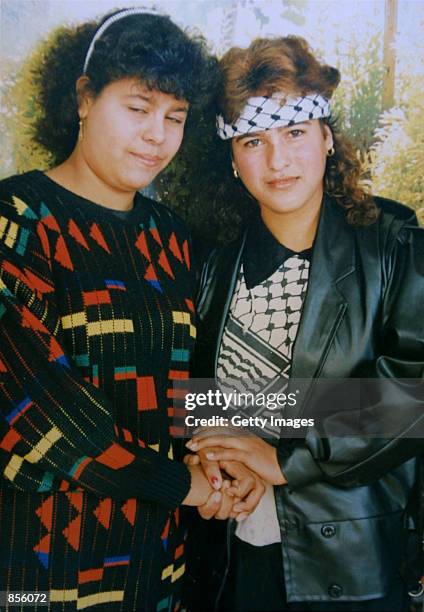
[216,93,331,140]
[83,7,162,74]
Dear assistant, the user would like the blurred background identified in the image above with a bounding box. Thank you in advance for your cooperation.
[1,0,423,222]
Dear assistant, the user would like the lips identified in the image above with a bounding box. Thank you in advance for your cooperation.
[130,152,163,167]
[267,176,299,188]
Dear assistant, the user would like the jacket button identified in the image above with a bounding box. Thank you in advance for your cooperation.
[328,584,343,598]
[321,524,336,538]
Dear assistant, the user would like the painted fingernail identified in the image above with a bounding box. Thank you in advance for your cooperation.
[189,442,198,450]
[212,492,221,503]
[206,452,215,459]
[211,476,220,490]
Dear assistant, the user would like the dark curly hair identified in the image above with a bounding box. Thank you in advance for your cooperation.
[31,9,218,165]
[157,36,378,250]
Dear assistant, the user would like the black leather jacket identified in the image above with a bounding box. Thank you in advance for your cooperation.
[191,196,424,603]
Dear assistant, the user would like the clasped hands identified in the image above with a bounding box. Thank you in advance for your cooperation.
[183,432,287,522]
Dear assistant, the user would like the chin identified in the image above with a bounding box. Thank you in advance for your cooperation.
[265,201,305,215]
[123,173,157,192]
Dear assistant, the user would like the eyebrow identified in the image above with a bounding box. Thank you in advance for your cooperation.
[125,94,189,113]
[235,120,312,142]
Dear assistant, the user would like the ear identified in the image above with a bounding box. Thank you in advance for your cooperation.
[230,146,238,173]
[76,76,94,119]
[322,123,334,151]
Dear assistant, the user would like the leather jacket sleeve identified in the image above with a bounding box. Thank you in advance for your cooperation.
[278,222,424,490]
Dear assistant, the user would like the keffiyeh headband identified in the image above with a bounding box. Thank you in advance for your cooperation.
[216,93,331,140]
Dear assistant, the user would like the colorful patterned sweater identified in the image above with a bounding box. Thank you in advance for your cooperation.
[0,171,196,611]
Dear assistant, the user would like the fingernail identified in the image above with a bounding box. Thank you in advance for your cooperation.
[211,476,221,490]
[233,504,243,512]
[189,442,198,450]
[235,513,248,522]
[212,492,221,503]
[206,452,215,459]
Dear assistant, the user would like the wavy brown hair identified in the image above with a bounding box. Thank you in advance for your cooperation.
[218,36,378,227]
[157,36,378,251]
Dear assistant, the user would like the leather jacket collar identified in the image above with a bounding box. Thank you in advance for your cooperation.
[243,213,313,289]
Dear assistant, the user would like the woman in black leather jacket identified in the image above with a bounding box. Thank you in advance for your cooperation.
[185,36,424,611]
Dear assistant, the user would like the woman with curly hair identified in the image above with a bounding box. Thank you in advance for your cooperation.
[185,36,424,611]
[0,8,265,611]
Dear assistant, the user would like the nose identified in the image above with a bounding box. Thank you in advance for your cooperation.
[268,139,291,172]
[141,114,166,145]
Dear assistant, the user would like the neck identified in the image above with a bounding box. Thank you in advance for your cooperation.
[260,193,323,251]
[46,147,135,212]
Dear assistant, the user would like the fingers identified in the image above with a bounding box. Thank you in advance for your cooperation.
[219,460,252,497]
[214,481,235,520]
[220,460,265,514]
[197,490,222,520]
[232,481,265,515]
[183,453,200,466]
[197,448,222,490]
[229,504,240,519]
[197,482,235,521]
[187,436,245,452]
[205,448,245,463]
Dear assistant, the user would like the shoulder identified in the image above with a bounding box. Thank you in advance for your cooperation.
[372,196,422,254]
[140,195,190,238]
[348,196,421,259]
[369,198,424,283]
[0,171,50,222]
[199,235,244,286]
[374,195,417,225]
[1,170,43,197]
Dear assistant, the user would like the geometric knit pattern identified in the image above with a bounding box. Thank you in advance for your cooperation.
[0,171,195,611]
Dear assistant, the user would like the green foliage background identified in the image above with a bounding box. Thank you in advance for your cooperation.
[1,1,423,233]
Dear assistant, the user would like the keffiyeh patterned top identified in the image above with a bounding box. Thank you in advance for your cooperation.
[0,171,196,611]
[217,216,311,547]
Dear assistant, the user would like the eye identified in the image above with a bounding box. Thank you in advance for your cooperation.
[128,106,148,114]
[244,138,262,148]
[167,116,184,125]
[288,128,305,138]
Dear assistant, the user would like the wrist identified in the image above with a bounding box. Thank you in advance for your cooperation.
[182,465,213,506]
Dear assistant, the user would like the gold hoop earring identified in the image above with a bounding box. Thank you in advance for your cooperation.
[78,119,84,142]
[327,147,335,157]
[233,168,239,179]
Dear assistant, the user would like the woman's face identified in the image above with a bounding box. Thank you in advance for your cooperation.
[231,120,333,219]
[79,78,188,194]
